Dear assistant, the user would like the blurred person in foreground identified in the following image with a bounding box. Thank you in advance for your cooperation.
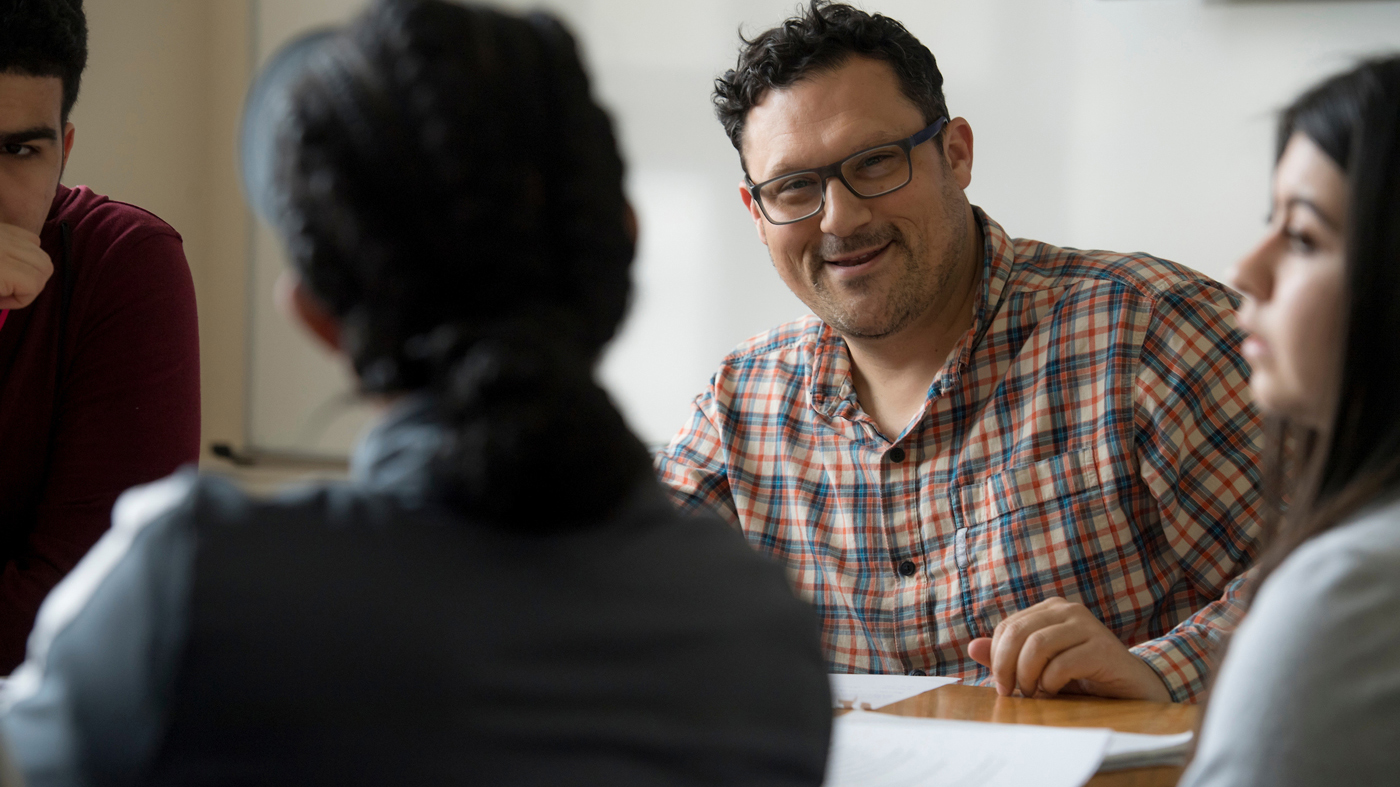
[1180,57,1400,787]
[0,0,200,671]
[655,0,1263,703]
[0,1,832,785]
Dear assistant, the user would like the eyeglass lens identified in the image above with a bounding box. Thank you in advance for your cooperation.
[758,143,911,223]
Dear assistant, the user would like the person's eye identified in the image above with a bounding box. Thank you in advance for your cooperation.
[1285,226,1317,254]
[1,144,37,158]
[777,176,817,194]
[859,153,896,168]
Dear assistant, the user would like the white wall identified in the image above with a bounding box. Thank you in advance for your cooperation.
[242,0,1400,454]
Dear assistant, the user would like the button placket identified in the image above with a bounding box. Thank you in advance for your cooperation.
[884,437,933,671]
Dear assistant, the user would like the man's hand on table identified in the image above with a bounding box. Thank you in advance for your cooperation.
[966,596,1173,702]
[0,223,53,309]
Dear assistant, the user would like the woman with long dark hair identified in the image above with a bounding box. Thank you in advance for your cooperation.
[0,2,832,784]
[1180,57,1400,787]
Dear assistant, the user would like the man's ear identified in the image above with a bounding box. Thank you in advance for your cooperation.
[941,117,974,191]
[275,270,343,353]
[738,180,769,246]
[59,122,74,179]
[623,199,638,245]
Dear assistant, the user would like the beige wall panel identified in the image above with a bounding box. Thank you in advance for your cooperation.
[62,0,256,462]
[199,1,255,458]
[64,0,210,255]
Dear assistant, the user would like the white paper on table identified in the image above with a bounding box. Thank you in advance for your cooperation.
[828,673,960,710]
[825,711,1109,787]
[1099,730,1194,771]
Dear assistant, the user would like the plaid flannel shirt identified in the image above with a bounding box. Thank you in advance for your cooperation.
[656,209,1262,703]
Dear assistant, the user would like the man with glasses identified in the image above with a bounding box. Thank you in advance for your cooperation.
[655,0,1262,704]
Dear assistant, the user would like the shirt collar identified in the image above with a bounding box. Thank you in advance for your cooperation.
[349,393,445,499]
[973,206,1017,330]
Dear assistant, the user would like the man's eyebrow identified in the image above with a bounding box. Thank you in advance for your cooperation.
[0,126,60,146]
[1285,196,1342,232]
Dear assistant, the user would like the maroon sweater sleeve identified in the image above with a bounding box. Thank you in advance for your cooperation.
[0,188,200,671]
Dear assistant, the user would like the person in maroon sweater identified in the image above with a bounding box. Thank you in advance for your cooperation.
[0,0,200,671]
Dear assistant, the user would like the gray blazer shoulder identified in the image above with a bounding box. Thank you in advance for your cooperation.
[0,470,214,787]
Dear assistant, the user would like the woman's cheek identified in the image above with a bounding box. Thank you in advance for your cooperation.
[1285,264,1346,422]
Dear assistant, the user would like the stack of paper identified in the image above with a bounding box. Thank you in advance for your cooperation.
[824,709,1195,786]
[828,673,960,710]
[826,711,1109,787]
[1099,730,1195,771]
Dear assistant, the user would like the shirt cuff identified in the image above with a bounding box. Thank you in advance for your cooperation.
[1130,631,1217,703]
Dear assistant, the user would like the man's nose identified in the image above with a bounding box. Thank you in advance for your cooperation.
[818,177,872,237]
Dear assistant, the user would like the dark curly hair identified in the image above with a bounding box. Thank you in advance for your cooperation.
[713,0,946,167]
[0,0,87,123]
[275,0,650,529]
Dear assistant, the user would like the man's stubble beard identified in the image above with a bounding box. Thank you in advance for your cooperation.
[805,193,970,341]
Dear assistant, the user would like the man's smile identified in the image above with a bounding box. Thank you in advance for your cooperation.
[819,240,892,280]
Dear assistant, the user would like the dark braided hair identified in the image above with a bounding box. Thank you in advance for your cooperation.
[276,0,651,529]
[0,0,88,123]
[713,0,946,167]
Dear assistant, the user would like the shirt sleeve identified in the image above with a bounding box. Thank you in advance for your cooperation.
[0,473,197,787]
[653,385,742,529]
[1128,281,1263,703]
[1179,521,1400,787]
[0,230,201,671]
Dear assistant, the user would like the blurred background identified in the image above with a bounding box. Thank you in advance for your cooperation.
[61,0,1400,483]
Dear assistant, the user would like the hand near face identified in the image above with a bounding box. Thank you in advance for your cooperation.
[0,223,53,310]
[966,597,1172,702]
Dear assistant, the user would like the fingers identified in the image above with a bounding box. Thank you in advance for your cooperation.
[987,597,1075,695]
[1013,622,1092,698]
[0,224,54,309]
[979,598,1167,700]
[1037,639,1103,697]
[0,224,42,248]
[967,637,993,667]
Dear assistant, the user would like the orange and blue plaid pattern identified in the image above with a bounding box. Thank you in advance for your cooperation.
[656,209,1261,702]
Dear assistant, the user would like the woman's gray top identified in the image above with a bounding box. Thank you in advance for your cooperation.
[0,397,833,787]
[1180,497,1400,787]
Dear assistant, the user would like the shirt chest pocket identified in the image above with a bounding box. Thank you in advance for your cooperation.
[952,448,1120,613]
[959,448,1101,527]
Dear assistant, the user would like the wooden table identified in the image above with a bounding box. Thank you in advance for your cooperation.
[846,684,1198,787]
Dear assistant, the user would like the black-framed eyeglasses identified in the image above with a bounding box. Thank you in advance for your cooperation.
[745,116,949,225]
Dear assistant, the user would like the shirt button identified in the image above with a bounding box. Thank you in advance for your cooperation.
[888,446,906,463]
[898,560,917,577]
[908,669,927,677]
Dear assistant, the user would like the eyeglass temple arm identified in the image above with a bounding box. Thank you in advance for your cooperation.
[909,116,950,148]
